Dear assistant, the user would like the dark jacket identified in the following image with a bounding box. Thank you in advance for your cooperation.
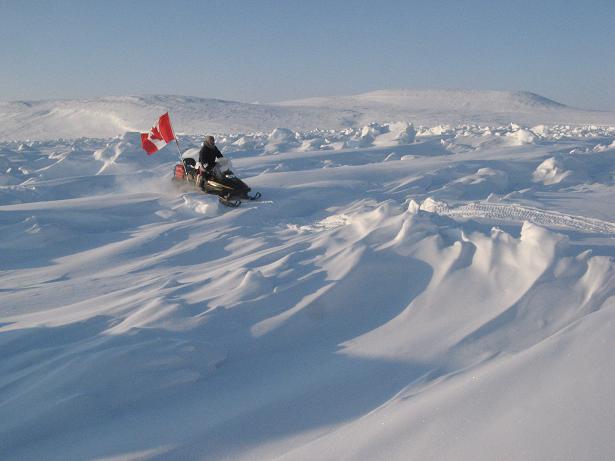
[199,144,223,170]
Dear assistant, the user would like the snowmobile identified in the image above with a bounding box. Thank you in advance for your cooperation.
[172,157,261,207]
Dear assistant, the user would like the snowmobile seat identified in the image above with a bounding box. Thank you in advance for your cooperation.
[183,158,197,172]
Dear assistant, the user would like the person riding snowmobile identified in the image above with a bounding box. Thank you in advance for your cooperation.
[174,135,260,206]
[196,135,224,187]
[198,136,223,173]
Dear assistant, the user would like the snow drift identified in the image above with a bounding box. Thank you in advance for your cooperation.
[1,98,615,460]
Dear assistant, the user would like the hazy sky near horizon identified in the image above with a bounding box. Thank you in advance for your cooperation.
[1,0,614,110]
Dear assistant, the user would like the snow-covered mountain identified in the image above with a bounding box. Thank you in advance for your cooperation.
[1,90,614,141]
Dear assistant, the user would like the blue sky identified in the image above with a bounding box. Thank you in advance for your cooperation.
[1,0,614,109]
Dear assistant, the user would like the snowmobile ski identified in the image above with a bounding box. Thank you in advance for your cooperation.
[218,195,241,208]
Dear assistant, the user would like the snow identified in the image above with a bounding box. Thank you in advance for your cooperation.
[1,91,615,461]
[277,89,615,127]
[2,90,615,141]
[533,157,573,185]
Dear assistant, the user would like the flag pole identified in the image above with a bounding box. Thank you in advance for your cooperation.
[174,137,184,163]
[167,112,184,163]
[165,112,191,183]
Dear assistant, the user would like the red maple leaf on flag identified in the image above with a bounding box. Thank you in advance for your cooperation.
[141,113,176,155]
[149,125,163,141]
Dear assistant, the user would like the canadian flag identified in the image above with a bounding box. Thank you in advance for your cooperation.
[141,112,176,155]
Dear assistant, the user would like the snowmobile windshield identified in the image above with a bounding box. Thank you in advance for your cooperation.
[217,157,232,172]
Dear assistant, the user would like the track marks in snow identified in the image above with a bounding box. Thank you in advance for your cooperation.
[421,198,615,234]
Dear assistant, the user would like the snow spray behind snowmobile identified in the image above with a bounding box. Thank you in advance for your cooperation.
[172,157,261,207]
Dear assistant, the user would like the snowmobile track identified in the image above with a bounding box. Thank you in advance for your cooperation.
[422,199,615,234]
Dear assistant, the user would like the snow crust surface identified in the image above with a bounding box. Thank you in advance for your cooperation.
[1,94,615,460]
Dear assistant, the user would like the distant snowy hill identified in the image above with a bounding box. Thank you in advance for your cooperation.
[279,89,568,111]
[0,95,345,141]
[276,89,615,126]
[1,90,614,141]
